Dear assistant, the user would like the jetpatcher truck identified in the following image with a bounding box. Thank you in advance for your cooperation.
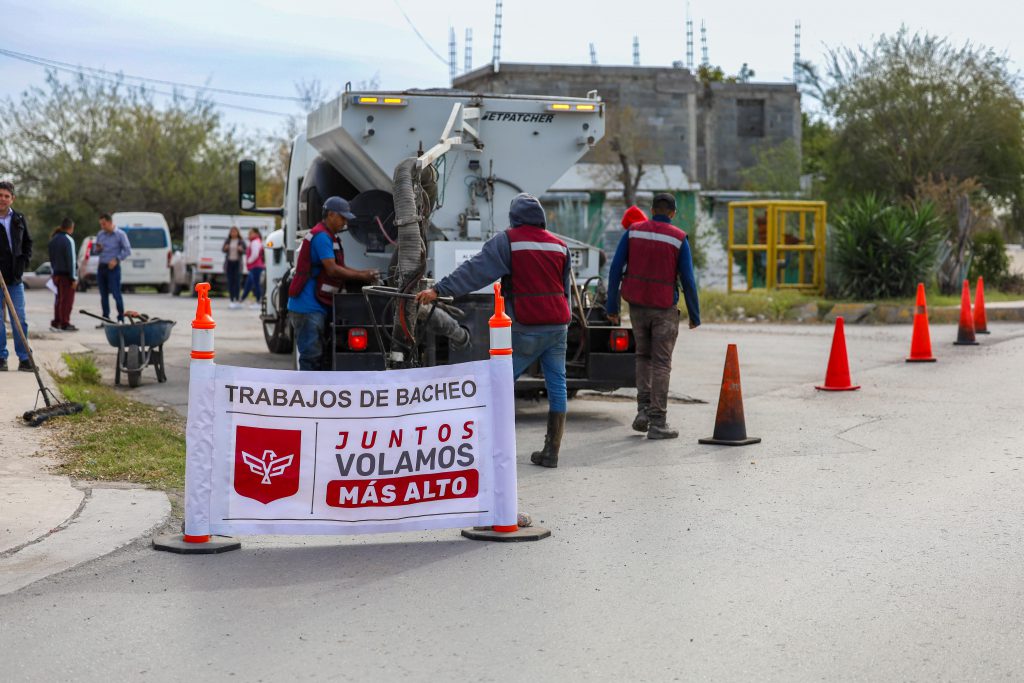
[240,87,636,395]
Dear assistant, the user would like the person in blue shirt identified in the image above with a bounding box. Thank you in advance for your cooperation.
[92,213,132,324]
[606,193,700,440]
[287,197,377,371]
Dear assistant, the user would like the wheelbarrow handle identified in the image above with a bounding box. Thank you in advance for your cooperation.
[79,309,118,324]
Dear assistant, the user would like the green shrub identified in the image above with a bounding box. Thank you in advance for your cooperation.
[61,352,101,385]
[830,195,943,300]
[968,229,1010,288]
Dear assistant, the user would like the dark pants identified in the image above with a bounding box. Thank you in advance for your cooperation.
[225,260,241,301]
[289,310,326,371]
[630,305,680,420]
[241,266,263,302]
[52,274,75,328]
[97,264,124,321]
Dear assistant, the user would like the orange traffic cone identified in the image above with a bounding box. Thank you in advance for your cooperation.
[974,277,990,334]
[953,279,979,346]
[699,344,761,446]
[816,317,860,391]
[906,283,937,362]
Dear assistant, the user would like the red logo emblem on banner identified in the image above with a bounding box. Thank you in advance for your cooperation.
[234,426,302,504]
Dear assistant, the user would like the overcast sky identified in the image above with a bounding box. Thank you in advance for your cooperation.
[3,0,1022,134]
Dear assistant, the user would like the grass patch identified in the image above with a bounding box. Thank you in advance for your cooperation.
[50,353,185,490]
[699,289,818,322]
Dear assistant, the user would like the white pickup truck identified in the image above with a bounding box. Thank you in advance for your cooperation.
[171,214,276,295]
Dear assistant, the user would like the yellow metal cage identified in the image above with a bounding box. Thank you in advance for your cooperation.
[727,200,827,293]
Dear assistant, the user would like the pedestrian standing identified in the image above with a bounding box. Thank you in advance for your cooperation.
[92,213,131,324]
[223,226,245,309]
[287,197,377,371]
[240,228,265,309]
[48,218,78,332]
[0,180,33,371]
[416,193,571,468]
[606,193,700,439]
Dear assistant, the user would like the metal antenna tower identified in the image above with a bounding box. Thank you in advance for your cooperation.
[632,36,640,66]
[685,5,694,69]
[589,42,598,65]
[465,28,473,73]
[700,20,709,66]
[448,27,457,80]
[492,0,503,73]
[793,20,802,83]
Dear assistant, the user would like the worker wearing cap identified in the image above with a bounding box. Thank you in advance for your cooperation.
[606,193,700,439]
[287,196,377,371]
[416,193,571,468]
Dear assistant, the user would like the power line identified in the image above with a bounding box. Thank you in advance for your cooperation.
[0,49,292,117]
[392,0,449,66]
[0,47,302,102]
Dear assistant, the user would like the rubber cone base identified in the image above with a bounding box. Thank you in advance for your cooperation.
[977,330,991,335]
[698,436,762,446]
[953,340,979,346]
[152,534,241,554]
[906,356,937,363]
[815,383,861,391]
[462,526,551,542]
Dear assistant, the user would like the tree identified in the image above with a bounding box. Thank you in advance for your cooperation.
[738,140,801,194]
[0,72,247,247]
[588,105,660,207]
[815,29,1024,228]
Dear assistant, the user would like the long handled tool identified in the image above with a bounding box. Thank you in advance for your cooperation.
[0,270,84,426]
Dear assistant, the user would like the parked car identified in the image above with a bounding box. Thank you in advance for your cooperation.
[22,262,53,289]
[77,236,96,291]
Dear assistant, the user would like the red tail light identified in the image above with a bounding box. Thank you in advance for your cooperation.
[609,329,630,352]
[348,328,368,351]
[167,250,172,266]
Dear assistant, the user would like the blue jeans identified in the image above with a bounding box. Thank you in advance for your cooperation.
[512,328,568,413]
[225,260,242,301]
[241,266,263,302]
[97,264,124,321]
[1,281,29,361]
[289,310,326,371]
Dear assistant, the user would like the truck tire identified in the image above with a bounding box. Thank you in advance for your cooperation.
[264,317,293,354]
[157,281,170,294]
[126,344,144,388]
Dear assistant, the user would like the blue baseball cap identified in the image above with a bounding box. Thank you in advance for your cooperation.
[323,196,356,221]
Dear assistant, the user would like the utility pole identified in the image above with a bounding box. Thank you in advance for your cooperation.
[448,27,457,81]
[465,28,473,73]
[492,0,503,73]
[589,42,598,65]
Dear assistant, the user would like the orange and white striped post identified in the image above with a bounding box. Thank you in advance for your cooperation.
[153,283,240,554]
[462,283,551,542]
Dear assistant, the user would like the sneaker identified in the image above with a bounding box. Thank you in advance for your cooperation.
[95,323,105,329]
[18,359,34,372]
[228,302,242,310]
[62,324,79,332]
[0,358,7,371]
[248,303,260,310]
[49,325,63,333]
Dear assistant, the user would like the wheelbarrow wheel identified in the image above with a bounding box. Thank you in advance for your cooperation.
[153,345,167,383]
[126,344,144,388]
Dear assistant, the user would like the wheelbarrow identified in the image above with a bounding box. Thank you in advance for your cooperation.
[80,310,177,387]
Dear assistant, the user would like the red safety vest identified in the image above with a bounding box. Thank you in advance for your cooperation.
[288,223,346,306]
[506,225,571,325]
[621,219,687,309]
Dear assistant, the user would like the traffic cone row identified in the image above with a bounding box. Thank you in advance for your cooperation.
[698,278,991,448]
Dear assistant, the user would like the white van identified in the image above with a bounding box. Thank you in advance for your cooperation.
[102,212,173,293]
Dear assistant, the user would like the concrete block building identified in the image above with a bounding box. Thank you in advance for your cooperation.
[452,63,801,191]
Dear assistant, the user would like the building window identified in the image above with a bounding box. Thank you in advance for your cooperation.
[736,99,765,137]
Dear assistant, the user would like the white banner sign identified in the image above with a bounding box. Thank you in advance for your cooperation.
[184,357,518,536]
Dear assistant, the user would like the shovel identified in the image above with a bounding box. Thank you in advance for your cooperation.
[0,270,84,426]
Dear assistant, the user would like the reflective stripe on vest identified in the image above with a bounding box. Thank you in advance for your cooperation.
[621,219,686,309]
[506,226,571,326]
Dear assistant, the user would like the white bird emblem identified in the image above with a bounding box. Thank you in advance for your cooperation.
[242,449,295,485]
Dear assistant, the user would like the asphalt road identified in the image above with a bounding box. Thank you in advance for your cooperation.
[5,289,1024,680]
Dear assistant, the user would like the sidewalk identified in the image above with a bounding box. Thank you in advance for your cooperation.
[0,332,169,595]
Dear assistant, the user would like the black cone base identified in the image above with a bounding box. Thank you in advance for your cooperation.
[152,535,241,554]
[698,436,762,446]
[461,526,551,542]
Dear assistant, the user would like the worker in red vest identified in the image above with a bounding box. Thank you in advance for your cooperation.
[416,193,571,468]
[606,193,700,439]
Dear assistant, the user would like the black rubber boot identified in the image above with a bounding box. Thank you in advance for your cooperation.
[646,416,679,440]
[631,404,650,432]
[530,412,565,468]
